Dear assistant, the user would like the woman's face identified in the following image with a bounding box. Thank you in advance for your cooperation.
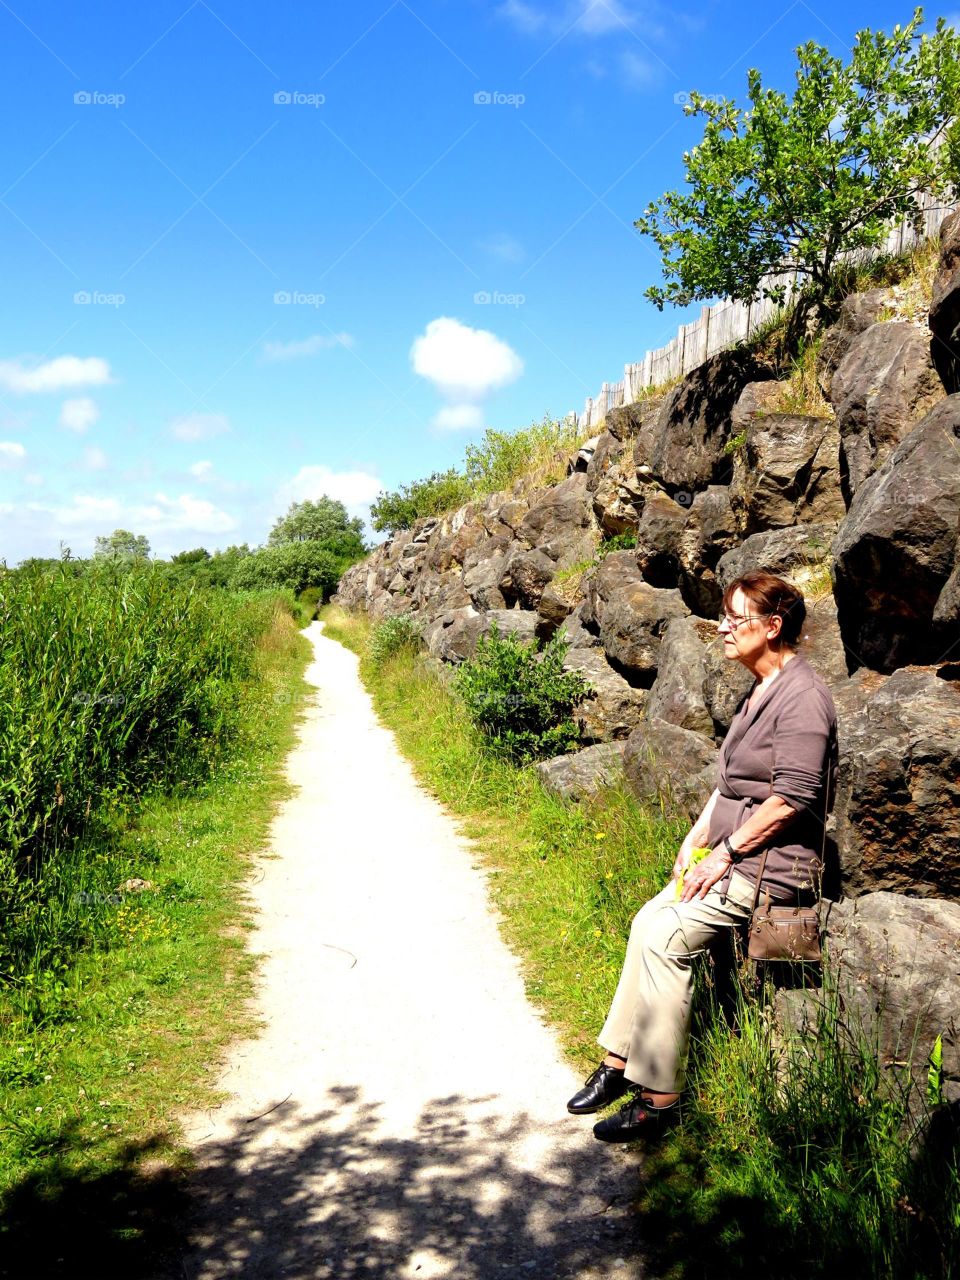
[718,587,781,663]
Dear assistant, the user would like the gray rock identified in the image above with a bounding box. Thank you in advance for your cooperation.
[644,349,776,491]
[498,546,556,609]
[535,742,626,802]
[562,647,648,742]
[581,551,690,679]
[634,494,688,588]
[622,718,719,822]
[929,207,960,393]
[716,524,839,593]
[831,396,960,670]
[730,379,785,435]
[557,602,602,650]
[777,891,960,1108]
[816,288,889,399]
[830,320,944,498]
[645,616,714,736]
[422,606,540,664]
[729,413,845,533]
[833,666,960,899]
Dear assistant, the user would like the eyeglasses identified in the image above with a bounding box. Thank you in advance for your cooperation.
[718,611,773,632]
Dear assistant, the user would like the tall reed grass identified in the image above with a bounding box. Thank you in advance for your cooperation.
[0,562,297,983]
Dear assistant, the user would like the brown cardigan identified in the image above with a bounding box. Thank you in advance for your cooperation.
[707,653,839,903]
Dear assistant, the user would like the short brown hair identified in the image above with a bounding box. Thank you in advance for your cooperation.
[722,571,805,649]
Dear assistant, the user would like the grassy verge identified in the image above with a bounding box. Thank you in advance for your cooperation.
[0,601,312,1277]
[320,602,959,1280]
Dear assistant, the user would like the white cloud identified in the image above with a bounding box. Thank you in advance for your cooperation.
[433,404,485,432]
[275,465,383,514]
[24,472,44,487]
[499,0,638,37]
[0,355,112,394]
[618,48,656,89]
[170,412,230,442]
[479,233,527,265]
[46,491,236,536]
[189,459,214,478]
[60,397,100,433]
[83,446,109,471]
[410,317,523,401]
[0,441,26,468]
[261,332,355,362]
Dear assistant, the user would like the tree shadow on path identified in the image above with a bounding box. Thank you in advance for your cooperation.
[1,1084,649,1280]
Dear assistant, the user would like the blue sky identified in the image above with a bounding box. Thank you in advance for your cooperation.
[0,0,945,562]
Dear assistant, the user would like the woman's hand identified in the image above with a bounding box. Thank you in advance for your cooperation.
[678,847,732,902]
[670,845,693,883]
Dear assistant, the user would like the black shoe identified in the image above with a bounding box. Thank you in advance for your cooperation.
[592,1093,680,1142]
[566,1062,631,1114]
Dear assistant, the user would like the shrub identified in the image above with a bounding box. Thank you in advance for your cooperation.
[370,470,472,534]
[451,619,591,762]
[229,542,342,597]
[369,614,423,666]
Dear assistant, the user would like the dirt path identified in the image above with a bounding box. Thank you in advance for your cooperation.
[175,620,647,1279]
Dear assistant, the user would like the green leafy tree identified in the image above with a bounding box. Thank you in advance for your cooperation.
[636,9,960,347]
[267,497,365,548]
[93,529,151,561]
[229,542,341,597]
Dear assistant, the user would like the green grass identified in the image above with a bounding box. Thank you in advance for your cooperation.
[0,596,312,1276]
[320,602,960,1280]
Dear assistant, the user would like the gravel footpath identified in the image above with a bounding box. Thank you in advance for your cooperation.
[174,620,649,1279]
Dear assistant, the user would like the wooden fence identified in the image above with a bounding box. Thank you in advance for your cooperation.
[576,188,958,433]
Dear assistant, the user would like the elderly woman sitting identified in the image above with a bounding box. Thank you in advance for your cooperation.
[567,570,838,1142]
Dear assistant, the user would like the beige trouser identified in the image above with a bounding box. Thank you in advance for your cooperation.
[597,870,757,1093]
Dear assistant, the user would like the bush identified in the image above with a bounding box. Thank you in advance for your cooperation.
[369,614,423,666]
[370,470,472,534]
[229,542,342,597]
[451,619,591,762]
[298,586,322,621]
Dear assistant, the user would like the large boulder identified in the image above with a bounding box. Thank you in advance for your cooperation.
[729,413,845,533]
[778,892,960,1108]
[641,349,776,491]
[831,396,960,671]
[716,523,840,593]
[422,606,540,664]
[557,602,602,650]
[461,534,512,610]
[645,616,714,737]
[535,742,626,802]
[581,551,690,680]
[634,493,688,587]
[929,207,960,394]
[517,471,597,558]
[816,288,889,399]
[562,648,648,742]
[590,453,649,535]
[830,320,944,499]
[833,666,960,899]
[498,546,556,609]
[622,719,719,821]
[675,486,741,618]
